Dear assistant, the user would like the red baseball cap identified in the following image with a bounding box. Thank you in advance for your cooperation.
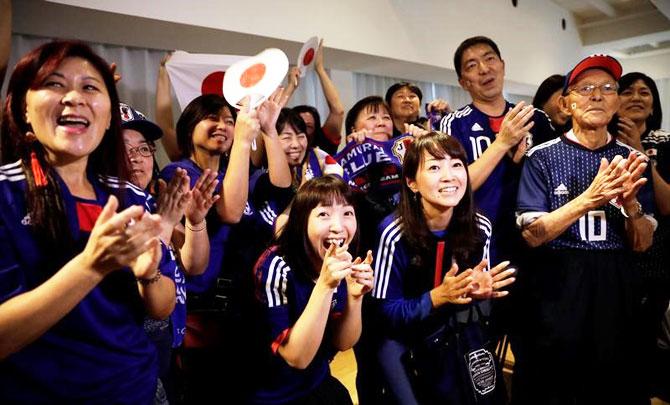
[563,54,622,94]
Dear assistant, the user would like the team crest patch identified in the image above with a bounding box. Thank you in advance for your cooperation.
[391,137,413,163]
[466,348,496,395]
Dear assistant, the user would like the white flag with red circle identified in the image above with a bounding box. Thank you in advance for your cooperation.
[223,48,289,110]
[165,51,246,110]
[297,36,319,77]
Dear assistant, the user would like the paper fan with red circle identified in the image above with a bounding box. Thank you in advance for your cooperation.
[223,48,289,109]
[297,36,319,78]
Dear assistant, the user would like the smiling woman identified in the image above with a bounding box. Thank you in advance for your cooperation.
[251,175,371,404]
[369,132,514,404]
[0,40,176,403]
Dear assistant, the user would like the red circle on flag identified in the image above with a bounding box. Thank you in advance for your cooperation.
[240,63,266,88]
[201,71,226,95]
[302,48,315,66]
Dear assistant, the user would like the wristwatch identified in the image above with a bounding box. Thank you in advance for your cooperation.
[622,201,644,220]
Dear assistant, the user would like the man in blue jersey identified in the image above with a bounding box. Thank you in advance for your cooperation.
[515,55,655,404]
[440,36,555,265]
[439,37,556,367]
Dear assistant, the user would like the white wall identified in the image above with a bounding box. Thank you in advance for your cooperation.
[43,0,582,89]
[620,53,670,80]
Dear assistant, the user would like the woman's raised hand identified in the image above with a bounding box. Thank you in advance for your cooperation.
[469,260,516,299]
[404,123,429,138]
[257,87,288,135]
[616,117,644,152]
[347,250,374,298]
[81,195,163,276]
[185,168,220,226]
[234,96,261,146]
[346,129,369,145]
[429,263,474,307]
[318,243,353,290]
[156,167,191,230]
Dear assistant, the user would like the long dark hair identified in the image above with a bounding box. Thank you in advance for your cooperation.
[276,175,358,280]
[1,40,126,250]
[398,132,479,264]
[618,72,663,133]
[176,94,236,159]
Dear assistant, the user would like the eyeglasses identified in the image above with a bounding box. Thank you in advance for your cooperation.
[126,144,155,158]
[569,82,618,96]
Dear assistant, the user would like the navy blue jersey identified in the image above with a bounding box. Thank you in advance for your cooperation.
[216,169,294,318]
[371,212,492,339]
[160,159,231,295]
[439,102,554,262]
[0,161,178,403]
[517,132,655,250]
[644,129,670,180]
[252,247,347,404]
[636,129,670,280]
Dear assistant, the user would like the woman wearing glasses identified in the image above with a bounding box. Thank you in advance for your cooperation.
[121,102,218,403]
[513,56,656,404]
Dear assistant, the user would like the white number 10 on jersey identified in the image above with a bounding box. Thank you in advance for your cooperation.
[578,210,607,241]
[469,136,492,160]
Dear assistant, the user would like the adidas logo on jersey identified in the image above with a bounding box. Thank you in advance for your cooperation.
[471,123,484,132]
[554,183,568,196]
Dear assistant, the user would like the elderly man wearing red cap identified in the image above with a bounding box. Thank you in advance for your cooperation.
[514,55,656,404]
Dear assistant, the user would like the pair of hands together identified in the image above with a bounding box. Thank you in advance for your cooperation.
[318,243,374,298]
[430,260,516,308]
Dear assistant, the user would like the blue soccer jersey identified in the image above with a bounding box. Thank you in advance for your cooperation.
[252,247,347,404]
[0,161,179,403]
[371,212,492,334]
[160,159,231,295]
[517,132,655,250]
[439,102,554,262]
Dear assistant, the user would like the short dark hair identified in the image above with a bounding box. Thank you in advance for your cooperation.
[276,108,307,135]
[398,132,480,264]
[453,36,502,79]
[618,72,662,132]
[276,175,359,280]
[532,74,565,109]
[385,82,423,106]
[345,96,391,134]
[176,94,236,159]
[292,105,323,147]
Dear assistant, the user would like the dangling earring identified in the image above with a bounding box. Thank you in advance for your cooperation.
[30,150,48,187]
[26,131,48,188]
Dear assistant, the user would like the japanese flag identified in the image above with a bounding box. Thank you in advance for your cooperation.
[165,51,246,110]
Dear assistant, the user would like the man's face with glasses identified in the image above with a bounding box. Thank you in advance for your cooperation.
[123,129,155,190]
[561,69,620,131]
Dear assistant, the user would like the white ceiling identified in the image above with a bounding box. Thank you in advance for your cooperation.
[552,0,670,58]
